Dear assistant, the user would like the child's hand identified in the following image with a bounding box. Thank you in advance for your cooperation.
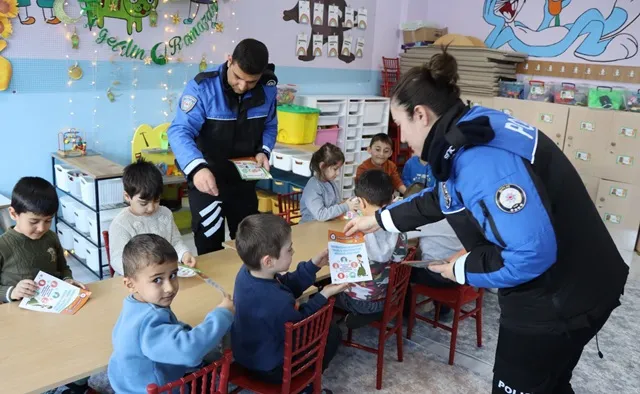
[218,294,235,314]
[312,249,329,268]
[182,252,197,268]
[320,283,351,299]
[346,197,361,212]
[64,278,87,290]
[10,279,38,300]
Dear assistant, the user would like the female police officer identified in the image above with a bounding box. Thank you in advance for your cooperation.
[345,49,628,393]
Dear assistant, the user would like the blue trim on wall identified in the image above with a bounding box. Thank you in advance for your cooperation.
[0,59,381,196]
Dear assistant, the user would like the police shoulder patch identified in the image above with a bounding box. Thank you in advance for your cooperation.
[495,184,526,213]
[180,95,197,113]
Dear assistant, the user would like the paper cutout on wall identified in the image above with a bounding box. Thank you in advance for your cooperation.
[90,0,160,35]
[355,37,365,58]
[344,6,354,28]
[298,0,309,24]
[17,0,60,25]
[357,7,367,30]
[342,35,352,57]
[184,0,215,25]
[313,2,323,25]
[328,35,339,57]
[328,4,339,27]
[312,34,323,56]
[283,0,358,64]
[483,0,639,63]
[296,32,309,56]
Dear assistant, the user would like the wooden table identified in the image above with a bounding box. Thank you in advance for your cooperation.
[0,247,320,394]
[52,152,124,180]
[222,219,347,280]
[275,143,320,153]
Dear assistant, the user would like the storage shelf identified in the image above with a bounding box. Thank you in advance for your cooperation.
[56,186,126,212]
[65,249,110,280]
[58,216,100,248]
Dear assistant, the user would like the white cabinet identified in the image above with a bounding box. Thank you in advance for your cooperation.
[296,95,390,199]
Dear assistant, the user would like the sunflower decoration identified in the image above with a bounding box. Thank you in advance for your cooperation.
[0,15,13,39]
[0,0,18,19]
[0,0,16,91]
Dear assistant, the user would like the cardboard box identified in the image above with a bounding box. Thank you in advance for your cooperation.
[402,27,448,44]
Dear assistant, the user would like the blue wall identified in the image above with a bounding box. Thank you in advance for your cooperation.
[0,59,381,196]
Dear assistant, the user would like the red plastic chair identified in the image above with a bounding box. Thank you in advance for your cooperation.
[147,350,232,394]
[229,299,336,394]
[381,57,401,97]
[340,261,413,390]
[102,230,115,278]
[277,191,303,225]
[406,284,484,365]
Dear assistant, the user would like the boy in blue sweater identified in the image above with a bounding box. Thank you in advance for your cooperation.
[401,155,436,189]
[231,214,348,388]
[108,234,234,394]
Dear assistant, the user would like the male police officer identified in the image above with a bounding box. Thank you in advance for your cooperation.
[168,39,277,254]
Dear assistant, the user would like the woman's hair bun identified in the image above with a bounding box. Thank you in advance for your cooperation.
[427,45,459,87]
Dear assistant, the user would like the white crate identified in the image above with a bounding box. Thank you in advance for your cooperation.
[88,208,124,244]
[54,165,75,192]
[72,233,88,259]
[272,148,301,171]
[56,222,74,250]
[74,206,91,234]
[84,245,107,273]
[59,196,79,224]
[292,154,313,177]
[363,101,388,125]
[80,177,124,208]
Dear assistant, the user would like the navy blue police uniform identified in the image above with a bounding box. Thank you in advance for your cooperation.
[168,62,278,254]
[376,100,628,393]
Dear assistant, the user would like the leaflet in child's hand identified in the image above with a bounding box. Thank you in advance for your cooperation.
[19,271,91,315]
[230,157,272,181]
[328,230,372,284]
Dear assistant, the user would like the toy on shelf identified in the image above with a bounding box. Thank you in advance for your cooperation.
[527,80,555,102]
[57,129,87,157]
[627,89,640,112]
[498,80,524,99]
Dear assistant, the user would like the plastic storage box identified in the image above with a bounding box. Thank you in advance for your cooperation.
[87,208,124,244]
[84,245,107,273]
[54,164,75,192]
[292,153,313,177]
[74,206,91,234]
[498,81,525,99]
[256,179,272,191]
[80,177,124,208]
[276,105,321,144]
[60,196,79,225]
[272,148,301,171]
[56,222,74,250]
[73,234,88,259]
[315,126,340,146]
[272,179,291,195]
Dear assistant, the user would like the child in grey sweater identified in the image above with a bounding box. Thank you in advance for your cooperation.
[300,143,359,223]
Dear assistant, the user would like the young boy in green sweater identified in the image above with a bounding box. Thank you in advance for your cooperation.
[0,177,85,304]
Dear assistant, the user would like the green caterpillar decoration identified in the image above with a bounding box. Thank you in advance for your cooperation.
[89,0,159,35]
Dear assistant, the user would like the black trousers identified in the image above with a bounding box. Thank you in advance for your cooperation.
[249,323,342,385]
[188,180,258,255]
[492,308,614,394]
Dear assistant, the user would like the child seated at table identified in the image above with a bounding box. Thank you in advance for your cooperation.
[0,177,85,304]
[109,159,196,276]
[355,133,406,195]
[300,143,360,223]
[403,184,465,320]
[336,169,408,329]
[108,234,234,393]
[231,214,348,390]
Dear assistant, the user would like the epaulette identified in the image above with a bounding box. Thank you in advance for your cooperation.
[194,71,219,85]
